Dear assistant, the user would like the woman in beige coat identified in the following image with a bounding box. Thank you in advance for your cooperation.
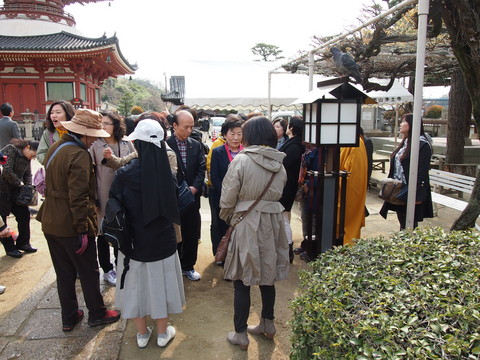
[89,112,135,286]
[220,116,289,351]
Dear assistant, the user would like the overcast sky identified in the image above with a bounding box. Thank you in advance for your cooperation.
[62,0,368,83]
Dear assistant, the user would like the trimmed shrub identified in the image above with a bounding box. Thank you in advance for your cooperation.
[424,105,444,119]
[130,105,143,115]
[290,228,480,360]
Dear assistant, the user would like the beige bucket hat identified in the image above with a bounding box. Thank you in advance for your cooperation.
[61,109,110,138]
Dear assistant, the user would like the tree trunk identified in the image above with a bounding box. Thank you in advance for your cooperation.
[445,69,470,164]
[440,0,480,230]
[450,175,480,230]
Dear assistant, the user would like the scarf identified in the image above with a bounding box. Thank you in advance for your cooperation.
[135,140,180,227]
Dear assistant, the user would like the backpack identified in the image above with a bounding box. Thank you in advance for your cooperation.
[101,196,132,255]
[100,195,132,289]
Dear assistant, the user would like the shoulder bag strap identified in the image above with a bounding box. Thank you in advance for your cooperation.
[45,141,78,169]
[233,171,276,226]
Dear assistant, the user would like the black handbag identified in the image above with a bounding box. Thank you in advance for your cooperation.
[177,180,195,214]
[176,156,196,214]
[15,185,38,206]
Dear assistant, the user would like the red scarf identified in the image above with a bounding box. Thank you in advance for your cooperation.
[224,143,243,163]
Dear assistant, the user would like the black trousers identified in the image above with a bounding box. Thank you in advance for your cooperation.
[233,280,275,333]
[1,203,30,252]
[177,200,201,271]
[208,192,229,256]
[45,233,106,325]
[396,211,418,230]
[96,235,117,273]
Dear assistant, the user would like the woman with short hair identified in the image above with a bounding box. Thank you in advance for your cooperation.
[209,118,243,258]
[220,116,289,351]
[89,111,135,286]
[0,139,39,257]
[272,118,288,149]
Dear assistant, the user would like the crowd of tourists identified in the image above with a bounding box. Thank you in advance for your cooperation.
[0,100,432,351]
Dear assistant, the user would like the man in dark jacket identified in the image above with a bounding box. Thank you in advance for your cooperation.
[0,103,21,149]
[167,110,206,281]
[37,109,121,332]
[278,117,305,263]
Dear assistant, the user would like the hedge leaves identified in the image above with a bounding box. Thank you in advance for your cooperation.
[290,228,480,360]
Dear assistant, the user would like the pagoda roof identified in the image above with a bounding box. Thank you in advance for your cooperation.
[0,31,136,72]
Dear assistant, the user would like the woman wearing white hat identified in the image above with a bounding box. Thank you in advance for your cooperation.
[110,119,185,349]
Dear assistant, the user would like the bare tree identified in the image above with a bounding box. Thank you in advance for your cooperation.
[282,0,480,230]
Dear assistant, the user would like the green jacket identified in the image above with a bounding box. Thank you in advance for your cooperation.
[36,134,98,237]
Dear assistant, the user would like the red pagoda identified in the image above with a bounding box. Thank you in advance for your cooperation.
[0,0,136,119]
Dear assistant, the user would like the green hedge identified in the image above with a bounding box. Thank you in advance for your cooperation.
[290,228,480,360]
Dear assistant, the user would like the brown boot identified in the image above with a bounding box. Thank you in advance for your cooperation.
[227,331,249,350]
[247,318,276,339]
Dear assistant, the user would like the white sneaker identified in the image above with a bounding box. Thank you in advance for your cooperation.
[157,325,175,347]
[0,285,5,294]
[137,326,153,348]
[182,270,201,281]
[103,270,117,286]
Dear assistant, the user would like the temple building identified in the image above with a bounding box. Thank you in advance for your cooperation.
[0,0,135,120]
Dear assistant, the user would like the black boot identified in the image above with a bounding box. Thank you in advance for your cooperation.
[289,243,294,264]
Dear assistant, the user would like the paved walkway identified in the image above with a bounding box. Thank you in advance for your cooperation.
[0,159,463,360]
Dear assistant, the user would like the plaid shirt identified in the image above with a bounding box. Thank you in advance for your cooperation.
[175,135,187,167]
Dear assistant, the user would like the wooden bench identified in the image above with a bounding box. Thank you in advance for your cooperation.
[372,158,389,173]
[429,169,479,230]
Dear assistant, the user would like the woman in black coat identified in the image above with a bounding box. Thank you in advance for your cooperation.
[0,139,39,257]
[210,118,243,258]
[379,114,433,230]
[278,117,305,262]
[110,120,185,348]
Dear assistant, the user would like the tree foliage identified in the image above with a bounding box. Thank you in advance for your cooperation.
[100,77,165,115]
[424,105,444,119]
[251,43,285,62]
[117,91,135,117]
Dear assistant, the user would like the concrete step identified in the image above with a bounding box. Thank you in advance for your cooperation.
[376,149,392,157]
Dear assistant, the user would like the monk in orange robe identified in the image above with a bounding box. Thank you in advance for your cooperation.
[338,136,368,245]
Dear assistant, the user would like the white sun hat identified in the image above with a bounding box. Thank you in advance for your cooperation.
[127,119,164,148]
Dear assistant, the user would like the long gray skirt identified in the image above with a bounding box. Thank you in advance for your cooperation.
[115,251,185,319]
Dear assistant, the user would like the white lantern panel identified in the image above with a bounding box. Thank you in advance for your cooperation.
[305,103,311,123]
[321,103,338,123]
[339,124,357,144]
[304,123,311,143]
[311,124,317,143]
[312,103,318,124]
[340,103,357,123]
[320,124,338,144]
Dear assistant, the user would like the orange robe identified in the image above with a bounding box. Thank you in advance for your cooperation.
[338,137,368,245]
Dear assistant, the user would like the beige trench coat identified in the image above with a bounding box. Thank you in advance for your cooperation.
[220,145,289,286]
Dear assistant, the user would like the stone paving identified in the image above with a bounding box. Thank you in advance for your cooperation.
[0,155,466,360]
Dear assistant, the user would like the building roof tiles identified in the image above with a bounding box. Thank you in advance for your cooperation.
[0,31,116,51]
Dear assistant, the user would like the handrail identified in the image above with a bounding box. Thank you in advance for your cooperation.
[0,4,75,22]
